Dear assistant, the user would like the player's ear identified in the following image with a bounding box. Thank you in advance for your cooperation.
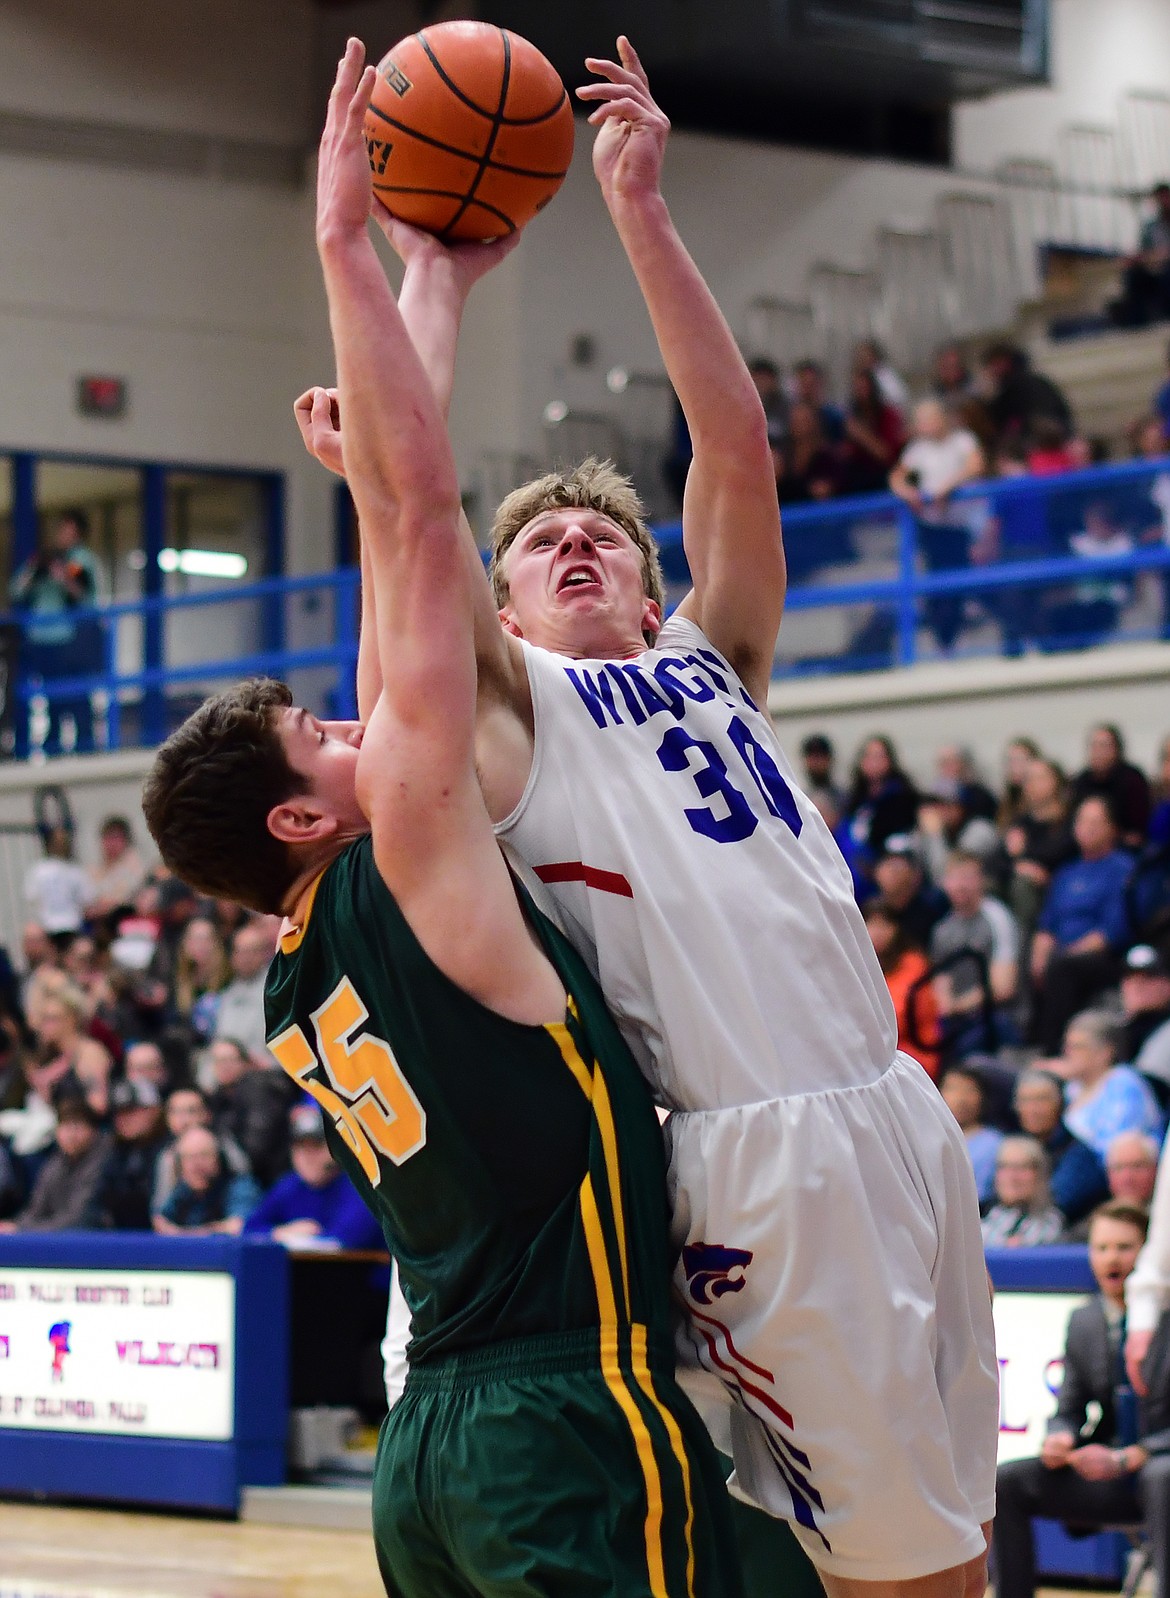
[499,606,525,639]
[267,795,338,847]
[640,596,662,640]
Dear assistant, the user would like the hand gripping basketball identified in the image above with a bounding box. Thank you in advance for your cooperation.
[576,37,669,205]
[317,39,379,245]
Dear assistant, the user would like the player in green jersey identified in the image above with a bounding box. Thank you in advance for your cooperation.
[142,40,742,1598]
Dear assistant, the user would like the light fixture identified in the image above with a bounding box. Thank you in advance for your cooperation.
[543,400,568,425]
[157,548,248,579]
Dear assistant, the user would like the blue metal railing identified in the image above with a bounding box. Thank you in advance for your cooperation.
[7,453,1170,756]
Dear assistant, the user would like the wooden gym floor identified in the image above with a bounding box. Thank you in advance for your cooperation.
[0,1501,1103,1598]
[0,1500,385,1597]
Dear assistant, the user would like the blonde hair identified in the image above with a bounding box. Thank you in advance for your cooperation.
[488,458,665,616]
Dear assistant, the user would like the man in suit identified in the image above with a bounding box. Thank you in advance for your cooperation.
[995,1201,1170,1598]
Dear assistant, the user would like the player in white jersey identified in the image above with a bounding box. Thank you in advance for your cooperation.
[296,36,997,1598]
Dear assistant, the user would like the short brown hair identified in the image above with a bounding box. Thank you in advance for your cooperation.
[141,679,305,914]
[488,457,665,615]
[1089,1200,1150,1242]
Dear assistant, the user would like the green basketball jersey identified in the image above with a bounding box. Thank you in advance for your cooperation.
[263,834,677,1367]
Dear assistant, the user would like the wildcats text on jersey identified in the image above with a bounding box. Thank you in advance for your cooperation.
[564,647,754,730]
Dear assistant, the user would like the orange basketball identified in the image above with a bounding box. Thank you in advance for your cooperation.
[365,22,575,243]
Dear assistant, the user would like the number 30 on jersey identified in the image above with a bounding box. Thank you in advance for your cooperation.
[269,976,426,1186]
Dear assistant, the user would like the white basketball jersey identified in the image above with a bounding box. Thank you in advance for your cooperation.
[496,617,897,1110]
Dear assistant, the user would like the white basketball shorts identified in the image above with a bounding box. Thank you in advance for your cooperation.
[666,1051,998,1582]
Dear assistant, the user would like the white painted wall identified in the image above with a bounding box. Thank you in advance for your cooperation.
[953,0,1170,174]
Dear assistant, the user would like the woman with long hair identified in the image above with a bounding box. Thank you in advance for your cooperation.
[29,980,113,1117]
[1003,757,1076,938]
[845,734,919,864]
[997,736,1043,830]
[840,368,906,495]
[171,916,229,1046]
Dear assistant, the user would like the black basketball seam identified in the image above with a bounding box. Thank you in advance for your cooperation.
[366,100,568,180]
[438,27,511,242]
[372,182,516,232]
[417,33,567,127]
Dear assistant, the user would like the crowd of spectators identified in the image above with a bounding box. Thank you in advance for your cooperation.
[798,719,1170,1248]
[0,810,381,1253]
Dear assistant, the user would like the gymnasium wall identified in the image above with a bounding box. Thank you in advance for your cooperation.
[953,0,1170,174]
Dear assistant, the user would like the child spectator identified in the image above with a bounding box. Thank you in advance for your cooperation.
[981,1136,1065,1247]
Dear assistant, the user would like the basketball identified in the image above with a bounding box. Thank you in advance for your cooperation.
[364,22,575,243]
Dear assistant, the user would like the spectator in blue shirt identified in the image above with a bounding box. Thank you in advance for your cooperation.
[1013,1067,1109,1227]
[1058,1010,1163,1162]
[244,1104,382,1250]
[1031,797,1133,1053]
[153,1126,260,1236]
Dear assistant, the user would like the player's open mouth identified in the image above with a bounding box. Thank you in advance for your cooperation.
[557,565,602,594]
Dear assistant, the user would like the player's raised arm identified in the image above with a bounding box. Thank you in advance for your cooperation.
[577,38,784,705]
[314,41,560,1024]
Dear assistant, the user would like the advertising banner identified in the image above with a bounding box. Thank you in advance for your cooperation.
[0,1267,234,1440]
[994,1289,1082,1464]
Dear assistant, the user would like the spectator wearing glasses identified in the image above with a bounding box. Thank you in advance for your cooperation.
[980,1137,1064,1247]
[1013,1067,1108,1228]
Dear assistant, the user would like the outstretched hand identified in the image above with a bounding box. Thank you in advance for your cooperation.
[576,37,669,204]
[370,200,523,295]
[316,37,378,244]
[294,386,344,477]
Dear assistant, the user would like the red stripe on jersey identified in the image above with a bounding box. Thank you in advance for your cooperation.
[534,861,634,899]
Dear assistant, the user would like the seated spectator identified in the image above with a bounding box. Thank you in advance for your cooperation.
[212,921,276,1063]
[853,338,910,417]
[99,1079,169,1231]
[998,736,1043,830]
[1031,797,1134,1054]
[1150,737,1170,850]
[152,1085,251,1215]
[244,1104,384,1250]
[1112,182,1170,328]
[153,1126,259,1236]
[935,744,997,821]
[1070,724,1152,850]
[1057,1010,1163,1161]
[919,785,1004,886]
[1106,1131,1160,1209]
[1013,1068,1108,1227]
[839,368,906,496]
[1026,417,1086,477]
[981,342,1073,446]
[931,342,976,405]
[981,1136,1065,1247]
[889,400,985,653]
[85,815,148,937]
[1003,758,1076,941]
[940,1063,1003,1207]
[862,899,939,1077]
[172,916,229,1052]
[28,980,113,1118]
[1045,506,1135,649]
[994,1202,1161,1598]
[845,735,919,866]
[774,401,840,510]
[798,732,844,815]
[205,1036,294,1190]
[25,827,90,950]
[1123,945,1170,1088]
[871,834,948,948]
[20,921,61,1018]
[749,356,789,449]
[124,1040,171,1096]
[790,358,844,443]
[930,852,1020,1055]
[0,1094,112,1233]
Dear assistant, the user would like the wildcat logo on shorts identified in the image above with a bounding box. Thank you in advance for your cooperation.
[682,1242,753,1305]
